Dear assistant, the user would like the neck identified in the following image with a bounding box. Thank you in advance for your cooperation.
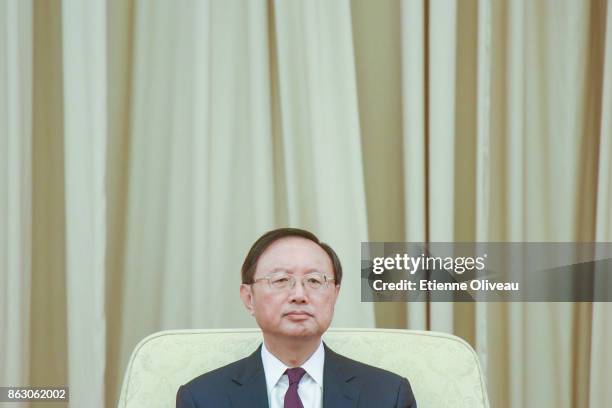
[263,335,321,367]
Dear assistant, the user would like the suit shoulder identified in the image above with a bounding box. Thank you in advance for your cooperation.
[177,350,264,406]
[331,349,408,383]
[180,355,249,392]
[328,350,417,406]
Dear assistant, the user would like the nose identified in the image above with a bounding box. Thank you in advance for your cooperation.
[288,279,307,303]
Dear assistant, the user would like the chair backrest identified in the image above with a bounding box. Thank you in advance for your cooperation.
[118,328,490,408]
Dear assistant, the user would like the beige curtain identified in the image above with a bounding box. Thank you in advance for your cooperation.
[4,0,373,406]
[353,1,612,408]
[1,0,32,393]
[1,0,611,407]
[590,2,612,406]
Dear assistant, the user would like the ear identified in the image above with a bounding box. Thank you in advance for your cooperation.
[240,284,255,316]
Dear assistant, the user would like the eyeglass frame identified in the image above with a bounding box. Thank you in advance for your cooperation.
[249,271,336,291]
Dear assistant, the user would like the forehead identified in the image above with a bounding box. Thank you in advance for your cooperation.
[255,236,333,275]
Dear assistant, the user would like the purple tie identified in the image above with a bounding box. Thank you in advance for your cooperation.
[284,367,307,408]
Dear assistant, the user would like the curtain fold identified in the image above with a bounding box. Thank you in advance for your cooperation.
[0,0,32,390]
[401,0,428,331]
[61,0,108,406]
[30,0,68,396]
[589,2,612,406]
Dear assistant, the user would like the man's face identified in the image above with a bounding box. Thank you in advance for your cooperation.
[240,236,340,341]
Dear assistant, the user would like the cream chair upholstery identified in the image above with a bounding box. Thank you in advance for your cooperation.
[118,328,490,408]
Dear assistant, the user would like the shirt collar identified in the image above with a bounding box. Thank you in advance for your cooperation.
[261,340,325,391]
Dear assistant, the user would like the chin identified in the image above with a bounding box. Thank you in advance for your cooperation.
[281,324,320,338]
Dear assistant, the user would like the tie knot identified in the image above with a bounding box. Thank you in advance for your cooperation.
[285,367,307,385]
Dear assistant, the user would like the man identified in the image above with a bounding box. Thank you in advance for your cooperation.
[177,228,417,407]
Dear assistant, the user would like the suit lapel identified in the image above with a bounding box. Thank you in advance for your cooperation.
[229,345,269,408]
[228,342,360,408]
[322,343,360,408]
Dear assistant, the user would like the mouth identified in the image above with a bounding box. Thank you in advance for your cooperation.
[283,311,313,317]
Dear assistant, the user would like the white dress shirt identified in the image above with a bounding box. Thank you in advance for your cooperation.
[261,341,324,408]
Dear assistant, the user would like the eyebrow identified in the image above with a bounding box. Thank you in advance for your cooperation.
[267,268,322,274]
[268,268,289,274]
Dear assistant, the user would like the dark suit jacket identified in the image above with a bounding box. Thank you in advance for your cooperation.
[176,342,417,407]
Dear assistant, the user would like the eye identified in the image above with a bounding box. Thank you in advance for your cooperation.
[270,276,291,287]
[306,276,324,288]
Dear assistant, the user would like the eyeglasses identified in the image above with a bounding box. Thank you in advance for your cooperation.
[251,271,335,291]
